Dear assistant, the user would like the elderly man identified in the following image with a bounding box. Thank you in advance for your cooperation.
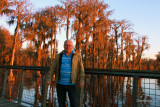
[47,40,85,107]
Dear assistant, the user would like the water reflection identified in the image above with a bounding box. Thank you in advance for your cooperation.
[0,69,160,107]
[84,75,131,106]
[83,74,160,107]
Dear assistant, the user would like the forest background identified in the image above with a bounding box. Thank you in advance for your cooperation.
[0,0,160,70]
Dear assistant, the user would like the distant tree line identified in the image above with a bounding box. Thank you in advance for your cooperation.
[0,0,159,70]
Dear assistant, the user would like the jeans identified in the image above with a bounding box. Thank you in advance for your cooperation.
[56,84,78,107]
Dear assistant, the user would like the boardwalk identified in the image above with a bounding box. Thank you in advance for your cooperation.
[0,97,25,107]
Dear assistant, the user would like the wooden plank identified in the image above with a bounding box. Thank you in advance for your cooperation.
[0,97,25,107]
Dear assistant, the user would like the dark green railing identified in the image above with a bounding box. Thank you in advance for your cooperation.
[0,65,160,107]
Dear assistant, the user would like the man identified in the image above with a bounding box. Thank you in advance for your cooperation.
[47,40,85,107]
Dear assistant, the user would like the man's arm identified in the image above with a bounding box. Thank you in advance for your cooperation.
[79,56,85,87]
[46,55,58,84]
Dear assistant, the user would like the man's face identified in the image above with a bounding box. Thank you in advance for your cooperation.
[64,41,73,54]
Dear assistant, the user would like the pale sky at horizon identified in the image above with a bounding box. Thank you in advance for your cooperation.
[0,0,159,59]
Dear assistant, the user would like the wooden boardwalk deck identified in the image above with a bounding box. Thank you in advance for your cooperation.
[0,97,25,107]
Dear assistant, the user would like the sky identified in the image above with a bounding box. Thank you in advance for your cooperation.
[106,0,160,59]
[0,0,160,59]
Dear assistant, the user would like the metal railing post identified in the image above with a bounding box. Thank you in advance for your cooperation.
[18,68,24,104]
[2,68,9,97]
[132,75,138,107]
[41,70,48,107]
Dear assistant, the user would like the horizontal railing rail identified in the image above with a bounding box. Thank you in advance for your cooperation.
[85,68,160,78]
[0,65,159,76]
[0,65,49,73]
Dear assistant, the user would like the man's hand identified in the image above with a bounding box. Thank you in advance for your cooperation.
[47,81,51,85]
[79,82,84,88]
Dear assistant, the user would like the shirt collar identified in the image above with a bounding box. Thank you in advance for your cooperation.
[63,50,73,56]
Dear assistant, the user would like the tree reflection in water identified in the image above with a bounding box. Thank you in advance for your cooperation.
[83,74,158,107]
[8,69,15,101]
